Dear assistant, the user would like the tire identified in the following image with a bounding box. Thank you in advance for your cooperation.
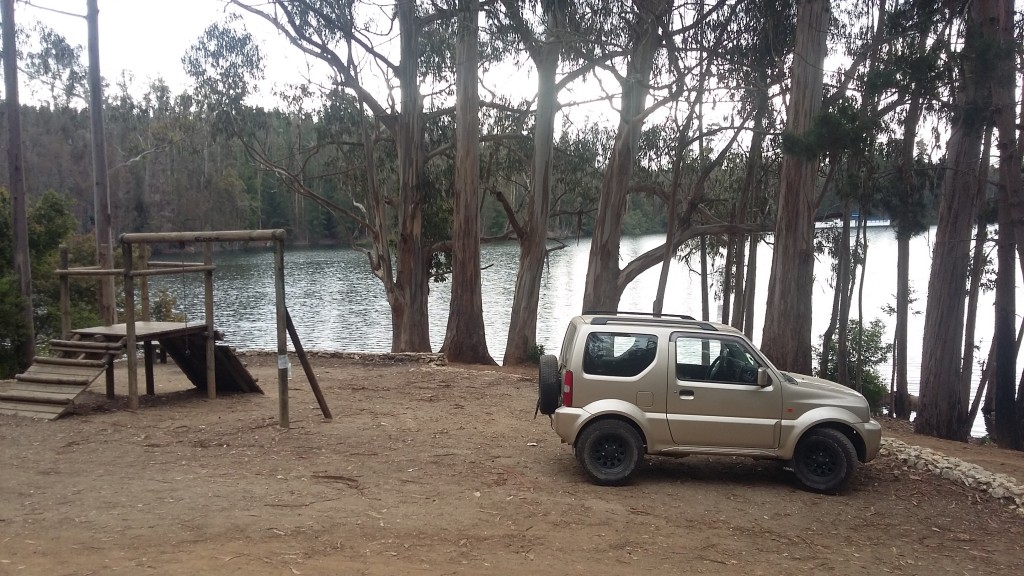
[575,419,644,486]
[792,428,858,494]
[537,354,560,416]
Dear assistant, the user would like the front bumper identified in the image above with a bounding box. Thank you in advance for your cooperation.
[858,418,883,462]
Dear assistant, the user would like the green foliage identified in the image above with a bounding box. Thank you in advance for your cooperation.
[527,343,546,364]
[815,319,892,413]
[0,188,98,378]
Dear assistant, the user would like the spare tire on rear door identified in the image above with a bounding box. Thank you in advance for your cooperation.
[537,354,560,415]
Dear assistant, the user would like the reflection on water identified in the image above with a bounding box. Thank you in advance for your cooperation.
[153,227,1012,437]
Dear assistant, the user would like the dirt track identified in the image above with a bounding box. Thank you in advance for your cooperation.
[1,354,1022,575]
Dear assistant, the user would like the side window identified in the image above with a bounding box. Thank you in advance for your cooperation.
[675,336,761,384]
[583,333,658,377]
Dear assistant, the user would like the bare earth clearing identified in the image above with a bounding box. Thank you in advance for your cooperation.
[1,354,1023,576]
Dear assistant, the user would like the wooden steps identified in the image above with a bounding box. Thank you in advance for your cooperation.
[0,342,124,420]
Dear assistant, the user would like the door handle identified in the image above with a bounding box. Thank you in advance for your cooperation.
[678,389,695,399]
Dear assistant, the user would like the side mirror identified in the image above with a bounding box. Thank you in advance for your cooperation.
[757,368,772,387]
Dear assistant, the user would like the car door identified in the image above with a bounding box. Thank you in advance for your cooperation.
[666,332,781,449]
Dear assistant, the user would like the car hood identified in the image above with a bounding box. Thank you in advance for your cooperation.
[780,371,871,421]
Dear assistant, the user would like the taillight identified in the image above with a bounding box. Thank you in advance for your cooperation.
[562,370,574,407]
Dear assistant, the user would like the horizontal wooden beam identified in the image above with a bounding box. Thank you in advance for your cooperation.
[120,229,286,244]
[56,268,125,277]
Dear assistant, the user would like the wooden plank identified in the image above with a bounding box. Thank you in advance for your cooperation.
[33,357,107,368]
[0,408,63,420]
[0,399,68,415]
[24,364,103,378]
[15,374,92,386]
[0,391,75,404]
[7,382,91,395]
[49,339,124,351]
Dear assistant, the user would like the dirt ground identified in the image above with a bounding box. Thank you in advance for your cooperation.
[2,354,1023,576]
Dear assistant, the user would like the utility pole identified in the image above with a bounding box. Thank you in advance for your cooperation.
[3,0,36,364]
[87,0,116,324]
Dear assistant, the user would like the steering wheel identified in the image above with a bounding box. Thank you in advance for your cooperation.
[707,356,723,380]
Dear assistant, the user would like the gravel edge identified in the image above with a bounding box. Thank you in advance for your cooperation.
[881,438,1024,516]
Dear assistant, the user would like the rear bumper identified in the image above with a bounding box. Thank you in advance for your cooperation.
[551,407,590,445]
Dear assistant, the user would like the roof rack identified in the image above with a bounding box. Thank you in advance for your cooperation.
[584,310,696,321]
[588,315,718,331]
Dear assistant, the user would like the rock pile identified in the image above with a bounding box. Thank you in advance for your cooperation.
[881,438,1024,516]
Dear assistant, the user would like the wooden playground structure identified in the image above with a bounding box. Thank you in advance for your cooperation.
[0,230,330,428]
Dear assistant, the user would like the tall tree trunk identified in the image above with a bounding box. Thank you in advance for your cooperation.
[742,234,758,339]
[761,0,830,374]
[582,0,670,312]
[2,0,34,365]
[700,235,710,322]
[730,234,746,330]
[992,0,1022,448]
[894,87,924,419]
[962,125,992,407]
[442,0,494,365]
[916,0,993,440]
[391,0,431,352]
[836,203,853,386]
[721,235,733,324]
[503,1,564,365]
[88,0,116,325]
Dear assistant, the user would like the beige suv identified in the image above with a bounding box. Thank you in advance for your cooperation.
[537,313,881,494]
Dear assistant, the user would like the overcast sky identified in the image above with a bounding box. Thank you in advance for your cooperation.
[21,0,305,100]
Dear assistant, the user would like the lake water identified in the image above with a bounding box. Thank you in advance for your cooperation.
[153,226,1014,437]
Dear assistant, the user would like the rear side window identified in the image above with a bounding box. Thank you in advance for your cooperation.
[560,323,578,365]
[583,333,658,377]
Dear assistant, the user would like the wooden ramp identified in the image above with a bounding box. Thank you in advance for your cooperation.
[159,332,262,394]
[0,338,125,420]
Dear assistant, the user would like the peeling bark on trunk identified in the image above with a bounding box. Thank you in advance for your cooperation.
[391,0,431,353]
[760,0,830,374]
[442,0,494,365]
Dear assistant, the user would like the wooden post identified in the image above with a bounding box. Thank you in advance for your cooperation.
[123,242,139,410]
[204,243,216,400]
[140,245,151,321]
[144,340,155,396]
[105,356,115,399]
[275,238,289,428]
[59,245,70,340]
[286,309,332,420]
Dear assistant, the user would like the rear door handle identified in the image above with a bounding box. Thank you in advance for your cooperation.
[679,389,694,399]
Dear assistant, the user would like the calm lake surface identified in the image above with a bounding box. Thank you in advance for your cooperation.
[154,226,1014,437]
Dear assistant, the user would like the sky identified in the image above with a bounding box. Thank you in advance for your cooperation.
[21,0,303,101]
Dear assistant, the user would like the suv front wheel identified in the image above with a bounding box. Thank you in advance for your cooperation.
[792,428,858,494]
[575,419,644,486]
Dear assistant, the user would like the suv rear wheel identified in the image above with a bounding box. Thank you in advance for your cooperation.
[575,419,644,486]
[792,428,858,494]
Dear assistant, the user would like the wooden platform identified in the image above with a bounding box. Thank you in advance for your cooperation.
[0,322,261,420]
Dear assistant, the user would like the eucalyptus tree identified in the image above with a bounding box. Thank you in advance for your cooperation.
[760,0,830,374]
[990,0,1022,449]
[2,0,34,366]
[492,0,572,366]
[581,0,762,313]
[441,0,494,365]
[221,1,497,356]
[917,0,1000,440]
[875,0,947,419]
